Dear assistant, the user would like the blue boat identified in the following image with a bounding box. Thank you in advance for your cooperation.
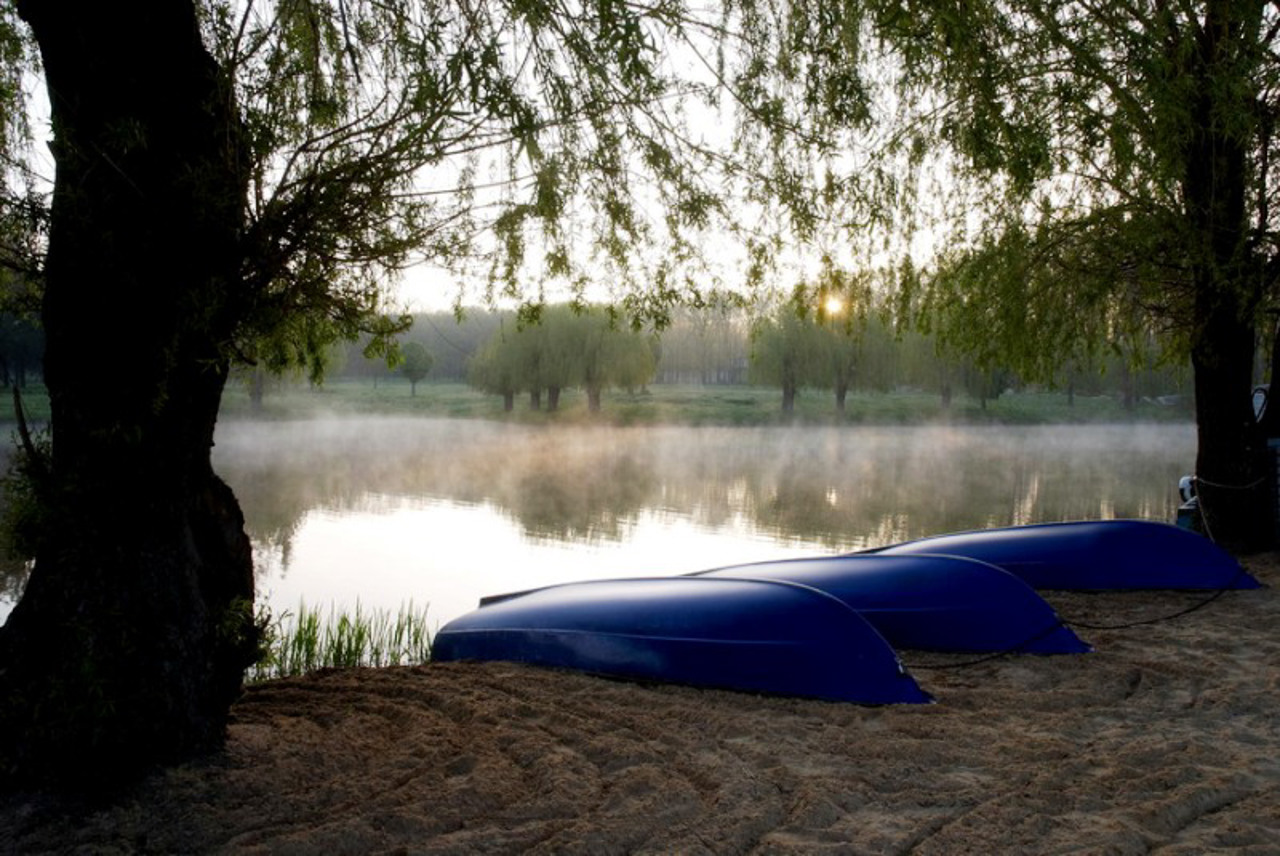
[692,554,1090,654]
[870,519,1262,591]
[433,576,930,704]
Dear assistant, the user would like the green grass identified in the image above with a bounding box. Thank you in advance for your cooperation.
[220,378,1193,426]
[0,378,1192,427]
[248,601,433,682]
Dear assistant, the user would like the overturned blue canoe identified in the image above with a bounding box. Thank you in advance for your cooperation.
[871,519,1261,591]
[434,576,930,704]
[692,554,1089,654]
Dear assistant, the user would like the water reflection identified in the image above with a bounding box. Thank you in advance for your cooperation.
[0,419,1195,629]
[218,420,1192,548]
[213,419,1192,628]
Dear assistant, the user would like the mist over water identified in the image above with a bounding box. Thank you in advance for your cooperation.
[0,417,1194,627]
[202,417,1193,632]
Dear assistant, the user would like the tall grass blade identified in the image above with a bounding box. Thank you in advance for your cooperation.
[248,600,433,682]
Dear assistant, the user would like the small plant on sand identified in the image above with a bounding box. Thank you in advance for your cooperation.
[248,600,433,681]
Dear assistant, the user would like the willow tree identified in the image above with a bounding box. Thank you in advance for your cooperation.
[0,0,811,789]
[741,0,1280,544]
[750,309,825,412]
[468,334,522,412]
[862,0,1280,547]
[568,307,659,410]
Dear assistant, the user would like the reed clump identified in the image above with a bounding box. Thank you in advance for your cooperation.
[249,601,433,682]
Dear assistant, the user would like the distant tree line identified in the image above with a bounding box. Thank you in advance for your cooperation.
[0,294,1194,416]
[317,300,1191,414]
[467,305,657,412]
[748,302,1190,414]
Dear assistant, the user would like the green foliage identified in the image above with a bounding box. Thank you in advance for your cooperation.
[0,6,42,281]
[8,0,875,389]
[467,331,525,401]
[248,601,433,681]
[399,341,433,394]
[748,308,822,392]
[467,304,657,407]
[218,596,271,671]
[9,2,1267,393]
[748,283,885,408]
[848,1,1280,382]
[191,0,819,343]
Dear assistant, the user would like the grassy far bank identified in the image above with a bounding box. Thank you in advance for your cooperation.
[215,378,1194,426]
[0,380,1195,427]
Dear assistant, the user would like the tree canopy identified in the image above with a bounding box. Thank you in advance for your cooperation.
[0,0,860,789]
[819,0,1280,545]
[467,304,656,410]
[852,1,1277,376]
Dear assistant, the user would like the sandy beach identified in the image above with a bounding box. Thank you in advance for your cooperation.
[3,554,1278,854]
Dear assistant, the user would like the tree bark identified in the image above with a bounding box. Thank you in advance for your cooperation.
[0,1,258,789]
[1190,291,1269,550]
[1120,363,1135,412]
[1182,0,1271,551]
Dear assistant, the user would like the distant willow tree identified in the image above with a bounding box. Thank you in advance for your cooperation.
[572,309,658,411]
[749,309,824,413]
[467,335,522,412]
[534,306,582,411]
[399,342,434,396]
[466,318,555,411]
[805,270,878,413]
[467,305,656,412]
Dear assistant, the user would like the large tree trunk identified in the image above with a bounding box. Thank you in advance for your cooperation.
[1182,0,1270,551]
[1191,301,1268,550]
[0,1,258,789]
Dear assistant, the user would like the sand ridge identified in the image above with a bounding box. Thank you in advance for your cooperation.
[3,556,1279,854]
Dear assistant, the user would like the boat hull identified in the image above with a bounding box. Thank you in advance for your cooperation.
[694,554,1089,654]
[871,520,1261,591]
[434,576,930,704]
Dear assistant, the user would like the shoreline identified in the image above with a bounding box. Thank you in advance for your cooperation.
[4,554,1277,853]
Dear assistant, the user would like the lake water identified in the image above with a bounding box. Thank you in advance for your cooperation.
[209,418,1194,633]
[0,418,1196,629]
